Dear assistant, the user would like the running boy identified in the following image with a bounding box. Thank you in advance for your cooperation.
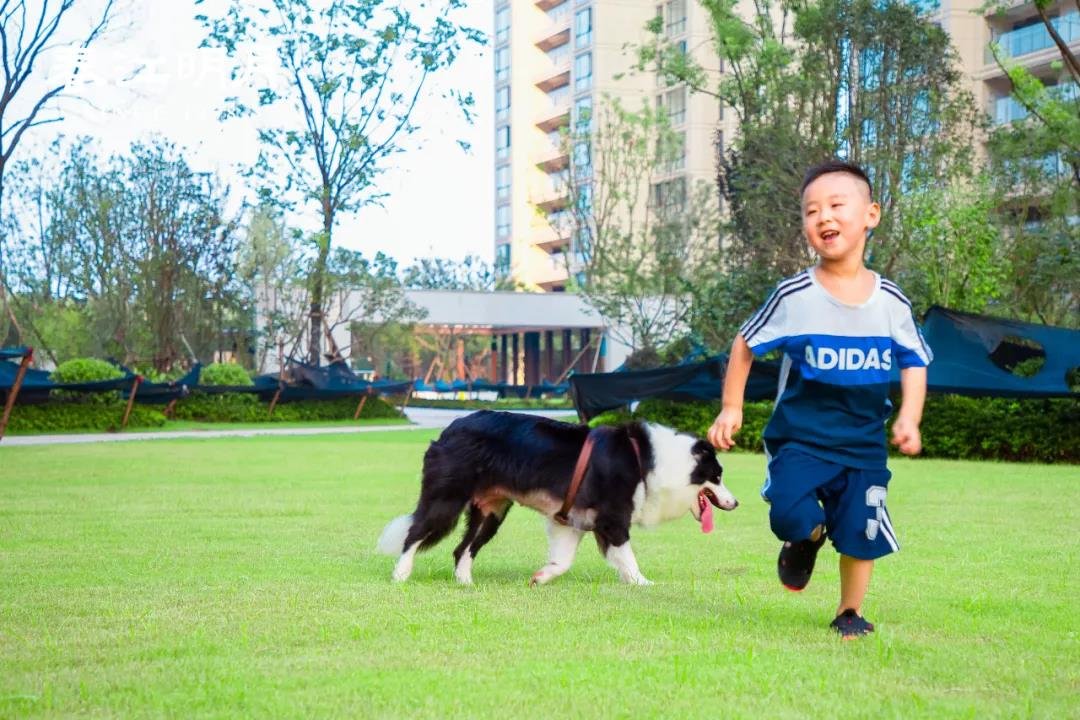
[708,160,931,638]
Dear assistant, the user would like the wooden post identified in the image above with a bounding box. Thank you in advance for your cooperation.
[164,398,179,419]
[267,386,283,417]
[121,376,143,430]
[353,392,369,420]
[544,331,554,381]
[0,349,33,442]
[489,338,498,382]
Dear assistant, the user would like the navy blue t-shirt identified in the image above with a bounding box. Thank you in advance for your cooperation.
[740,268,932,469]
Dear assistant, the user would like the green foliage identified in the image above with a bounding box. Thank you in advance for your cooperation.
[403,397,575,411]
[5,402,166,434]
[170,393,401,423]
[50,358,123,384]
[200,362,254,387]
[893,176,1010,316]
[593,397,1078,463]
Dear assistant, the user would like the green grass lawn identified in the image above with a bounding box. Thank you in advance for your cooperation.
[1,432,1076,718]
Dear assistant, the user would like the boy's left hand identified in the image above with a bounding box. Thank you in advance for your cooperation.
[891,417,922,455]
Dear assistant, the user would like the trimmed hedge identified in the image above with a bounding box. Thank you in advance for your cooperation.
[398,396,574,411]
[5,402,166,434]
[199,362,253,387]
[170,393,403,423]
[50,358,123,384]
[591,396,1079,464]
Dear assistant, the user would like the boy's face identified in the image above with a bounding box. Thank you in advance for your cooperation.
[801,172,880,263]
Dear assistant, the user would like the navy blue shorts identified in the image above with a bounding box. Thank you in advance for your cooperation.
[762,448,898,560]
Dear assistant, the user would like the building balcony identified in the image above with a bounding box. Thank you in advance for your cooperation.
[988,12,1079,62]
[535,47,572,92]
[536,70,571,93]
[537,150,570,174]
[534,254,571,291]
[535,0,567,11]
[532,222,572,254]
[535,13,571,52]
[534,189,570,215]
[536,86,571,132]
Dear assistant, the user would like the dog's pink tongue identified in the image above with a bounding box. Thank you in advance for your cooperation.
[700,501,714,534]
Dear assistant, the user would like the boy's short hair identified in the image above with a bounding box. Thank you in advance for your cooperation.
[800,160,873,199]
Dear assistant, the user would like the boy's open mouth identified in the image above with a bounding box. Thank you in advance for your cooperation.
[821,230,839,241]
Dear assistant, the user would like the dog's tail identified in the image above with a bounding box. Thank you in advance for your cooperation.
[376,514,414,556]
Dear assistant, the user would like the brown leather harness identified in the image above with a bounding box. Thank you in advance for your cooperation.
[554,427,643,527]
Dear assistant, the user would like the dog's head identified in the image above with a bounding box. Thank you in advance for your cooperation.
[637,425,738,530]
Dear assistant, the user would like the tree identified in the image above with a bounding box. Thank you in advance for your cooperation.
[198,0,483,364]
[4,138,244,369]
[553,98,720,353]
[0,0,118,342]
[982,0,1079,325]
[636,0,984,343]
[403,255,500,291]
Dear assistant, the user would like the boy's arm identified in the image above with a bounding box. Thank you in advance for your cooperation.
[708,334,753,450]
[891,366,927,455]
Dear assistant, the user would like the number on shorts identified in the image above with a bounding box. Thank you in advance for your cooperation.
[865,485,887,540]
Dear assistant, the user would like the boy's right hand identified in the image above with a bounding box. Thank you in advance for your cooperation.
[708,408,742,451]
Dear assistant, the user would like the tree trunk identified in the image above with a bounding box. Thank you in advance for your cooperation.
[308,196,334,366]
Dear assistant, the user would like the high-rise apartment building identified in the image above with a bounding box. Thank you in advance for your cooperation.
[492,0,727,290]
[493,1,1078,291]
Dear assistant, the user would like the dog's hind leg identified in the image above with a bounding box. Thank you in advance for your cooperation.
[393,495,469,582]
[530,518,584,586]
[454,501,511,585]
[452,504,484,585]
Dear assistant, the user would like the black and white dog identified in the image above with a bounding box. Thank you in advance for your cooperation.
[377,411,738,586]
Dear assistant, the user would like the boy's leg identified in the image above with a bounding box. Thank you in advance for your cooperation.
[821,466,895,637]
[763,449,843,591]
[838,554,874,615]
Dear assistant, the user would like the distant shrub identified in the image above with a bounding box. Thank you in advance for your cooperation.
[199,362,253,387]
[50,358,123,384]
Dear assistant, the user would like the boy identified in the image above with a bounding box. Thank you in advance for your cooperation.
[708,160,931,639]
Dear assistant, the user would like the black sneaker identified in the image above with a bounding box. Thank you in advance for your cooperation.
[830,608,875,639]
[777,532,827,591]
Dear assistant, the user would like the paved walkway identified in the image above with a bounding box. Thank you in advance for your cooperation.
[0,407,578,447]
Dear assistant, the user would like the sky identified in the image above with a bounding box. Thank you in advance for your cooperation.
[25,0,495,265]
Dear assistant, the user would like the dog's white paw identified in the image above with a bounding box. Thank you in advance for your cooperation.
[455,570,473,585]
[620,574,652,586]
[391,560,413,583]
[530,568,554,586]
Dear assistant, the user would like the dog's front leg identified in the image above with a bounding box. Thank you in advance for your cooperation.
[605,542,652,586]
[530,519,583,586]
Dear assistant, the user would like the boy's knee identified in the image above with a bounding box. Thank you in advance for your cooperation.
[769,500,824,543]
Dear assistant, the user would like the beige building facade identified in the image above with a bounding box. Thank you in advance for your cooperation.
[493,0,729,290]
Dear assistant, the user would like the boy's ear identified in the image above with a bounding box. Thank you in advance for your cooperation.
[866,201,881,230]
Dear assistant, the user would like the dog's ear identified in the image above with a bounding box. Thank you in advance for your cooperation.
[691,440,716,460]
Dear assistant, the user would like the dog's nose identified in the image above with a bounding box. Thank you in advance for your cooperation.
[731,500,739,509]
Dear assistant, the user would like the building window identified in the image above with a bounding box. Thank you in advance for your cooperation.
[495,6,510,45]
[495,47,510,84]
[651,176,686,212]
[496,164,511,200]
[574,96,592,130]
[496,205,511,238]
[660,0,687,37]
[574,52,592,93]
[496,85,510,121]
[572,140,591,177]
[575,7,592,47]
[657,86,686,125]
[496,125,511,159]
[495,243,511,277]
[659,131,685,172]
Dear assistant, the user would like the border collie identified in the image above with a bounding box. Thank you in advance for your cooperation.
[377,410,738,585]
